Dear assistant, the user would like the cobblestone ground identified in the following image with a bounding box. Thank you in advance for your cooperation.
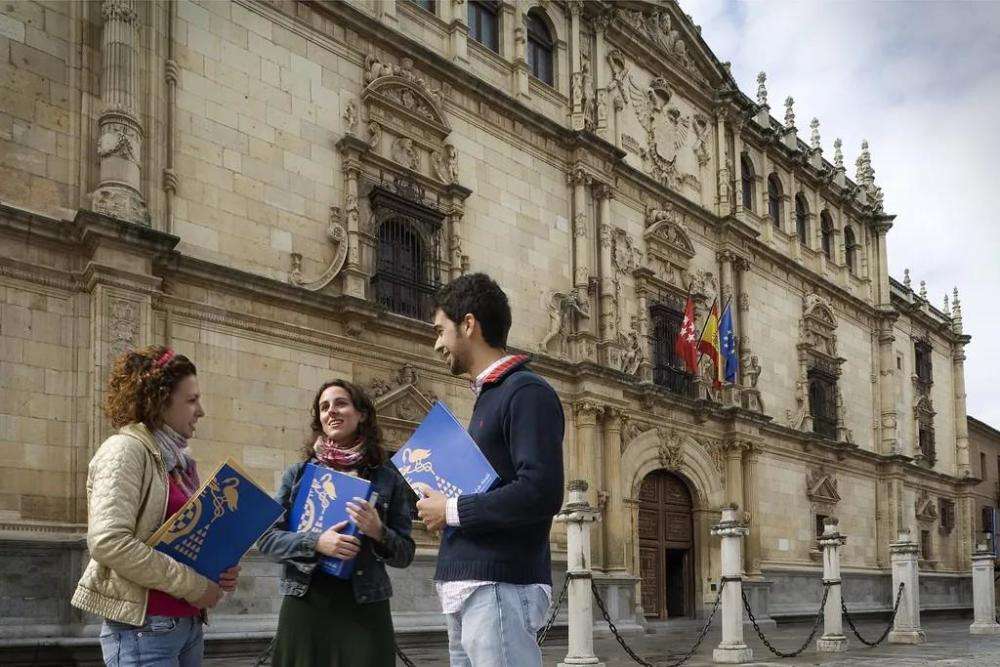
[207,617,1000,666]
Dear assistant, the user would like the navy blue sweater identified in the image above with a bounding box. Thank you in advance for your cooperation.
[435,358,565,585]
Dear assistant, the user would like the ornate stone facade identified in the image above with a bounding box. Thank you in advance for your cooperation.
[0,0,979,656]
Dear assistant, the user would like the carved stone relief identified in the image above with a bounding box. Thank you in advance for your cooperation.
[107,297,139,363]
[538,288,590,359]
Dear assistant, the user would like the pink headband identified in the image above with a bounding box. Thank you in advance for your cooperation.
[153,348,175,369]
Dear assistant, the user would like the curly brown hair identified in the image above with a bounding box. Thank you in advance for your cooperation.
[104,345,198,430]
[302,379,386,469]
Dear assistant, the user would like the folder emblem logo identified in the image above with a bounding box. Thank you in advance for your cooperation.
[296,472,338,534]
[159,477,241,563]
[397,447,464,497]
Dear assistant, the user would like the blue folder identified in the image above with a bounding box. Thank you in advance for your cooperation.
[148,458,283,581]
[289,463,374,579]
[391,401,499,498]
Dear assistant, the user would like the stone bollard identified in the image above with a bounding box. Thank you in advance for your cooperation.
[970,544,1000,635]
[887,530,925,644]
[711,504,753,664]
[556,480,605,667]
[816,517,847,652]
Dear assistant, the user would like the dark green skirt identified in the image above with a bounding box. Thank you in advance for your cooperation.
[272,572,395,667]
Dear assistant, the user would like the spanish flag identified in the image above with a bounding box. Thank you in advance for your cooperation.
[698,300,722,388]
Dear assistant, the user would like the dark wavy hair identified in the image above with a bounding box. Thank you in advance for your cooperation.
[104,345,198,430]
[302,379,386,469]
[433,272,512,349]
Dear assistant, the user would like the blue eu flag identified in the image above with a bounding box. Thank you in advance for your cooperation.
[719,302,739,383]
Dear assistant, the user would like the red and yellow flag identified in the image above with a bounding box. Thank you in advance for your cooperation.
[697,301,722,388]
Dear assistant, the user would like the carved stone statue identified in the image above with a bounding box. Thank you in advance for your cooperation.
[620,327,644,376]
[433,143,459,184]
[742,354,765,413]
[539,288,590,358]
[343,100,358,135]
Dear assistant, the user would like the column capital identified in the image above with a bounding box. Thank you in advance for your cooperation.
[567,167,593,187]
[573,400,601,423]
[593,182,614,201]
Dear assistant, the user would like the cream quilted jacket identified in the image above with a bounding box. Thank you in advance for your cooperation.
[71,423,210,626]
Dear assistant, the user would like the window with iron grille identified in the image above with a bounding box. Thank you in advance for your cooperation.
[767,173,782,229]
[820,210,834,260]
[844,226,857,274]
[807,366,837,439]
[741,154,755,212]
[795,193,809,246]
[373,219,438,321]
[939,498,955,533]
[526,10,553,85]
[918,424,936,466]
[468,1,500,53]
[920,529,931,561]
[914,340,933,392]
[649,302,695,398]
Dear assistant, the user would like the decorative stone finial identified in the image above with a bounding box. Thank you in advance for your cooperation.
[952,287,963,334]
[784,96,795,128]
[919,280,927,300]
[903,268,911,290]
[943,293,949,313]
[756,71,768,106]
[856,139,874,187]
[809,118,821,150]
[833,138,844,170]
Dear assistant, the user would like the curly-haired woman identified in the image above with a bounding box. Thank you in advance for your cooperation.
[71,345,240,667]
[257,379,415,667]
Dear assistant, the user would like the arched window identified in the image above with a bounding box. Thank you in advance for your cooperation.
[807,367,838,439]
[741,154,755,212]
[844,226,857,274]
[795,193,809,246]
[374,219,435,320]
[468,1,500,53]
[767,173,782,229]
[820,210,834,260]
[526,10,554,85]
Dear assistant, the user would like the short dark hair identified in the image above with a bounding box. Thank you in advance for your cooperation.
[302,379,386,469]
[434,273,511,349]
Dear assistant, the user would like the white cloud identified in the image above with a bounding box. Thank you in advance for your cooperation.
[682,0,1000,426]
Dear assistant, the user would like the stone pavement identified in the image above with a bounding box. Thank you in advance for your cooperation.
[206,616,1000,666]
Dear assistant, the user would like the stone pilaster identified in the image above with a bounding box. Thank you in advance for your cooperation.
[596,184,615,346]
[335,136,369,299]
[568,168,592,292]
[602,408,626,572]
[92,0,148,225]
[446,0,469,67]
[742,443,763,577]
[952,297,971,475]
[876,311,900,455]
[573,401,600,510]
[512,2,529,100]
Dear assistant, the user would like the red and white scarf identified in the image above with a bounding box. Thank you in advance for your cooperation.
[314,435,365,472]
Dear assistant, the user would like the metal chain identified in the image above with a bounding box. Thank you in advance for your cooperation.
[537,573,572,646]
[254,637,274,666]
[841,581,905,647]
[394,640,418,667]
[591,578,727,667]
[742,583,829,658]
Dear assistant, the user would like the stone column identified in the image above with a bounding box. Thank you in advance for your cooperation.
[816,518,847,652]
[715,113,730,218]
[603,409,626,572]
[970,545,1000,634]
[876,312,899,456]
[569,168,592,292]
[712,505,753,663]
[512,2,529,100]
[888,531,925,644]
[724,441,744,511]
[742,444,762,577]
[952,295,971,475]
[592,14,610,141]
[596,185,615,346]
[733,122,745,218]
[92,0,148,224]
[447,0,469,67]
[336,136,368,299]
[556,480,605,667]
[873,219,893,307]
[573,402,600,509]
[568,0,584,130]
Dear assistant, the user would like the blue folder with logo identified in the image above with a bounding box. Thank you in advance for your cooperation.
[147,458,283,581]
[289,463,374,579]
[391,401,499,498]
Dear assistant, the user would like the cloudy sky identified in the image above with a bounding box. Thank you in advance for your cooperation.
[682,0,1000,427]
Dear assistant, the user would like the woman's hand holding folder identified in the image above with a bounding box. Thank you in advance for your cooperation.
[316,520,362,560]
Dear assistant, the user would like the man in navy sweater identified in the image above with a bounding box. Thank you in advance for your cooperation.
[416,273,565,667]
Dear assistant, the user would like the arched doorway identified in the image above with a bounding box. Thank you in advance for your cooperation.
[638,470,694,619]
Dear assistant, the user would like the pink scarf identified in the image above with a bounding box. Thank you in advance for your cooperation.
[314,435,365,472]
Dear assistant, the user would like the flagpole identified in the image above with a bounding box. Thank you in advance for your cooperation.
[694,297,718,368]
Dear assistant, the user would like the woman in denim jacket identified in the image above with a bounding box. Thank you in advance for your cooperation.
[258,379,415,666]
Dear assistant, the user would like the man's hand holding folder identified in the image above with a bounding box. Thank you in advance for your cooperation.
[416,488,447,532]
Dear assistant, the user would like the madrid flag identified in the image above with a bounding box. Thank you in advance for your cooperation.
[674,296,699,373]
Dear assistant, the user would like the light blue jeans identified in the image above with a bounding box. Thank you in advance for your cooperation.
[445,583,550,667]
[99,615,203,667]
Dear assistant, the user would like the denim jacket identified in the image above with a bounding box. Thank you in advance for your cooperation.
[256,460,415,604]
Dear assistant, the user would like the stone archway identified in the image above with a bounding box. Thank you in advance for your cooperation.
[620,426,726,618]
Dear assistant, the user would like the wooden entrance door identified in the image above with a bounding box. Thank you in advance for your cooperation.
[638,470,694,619]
